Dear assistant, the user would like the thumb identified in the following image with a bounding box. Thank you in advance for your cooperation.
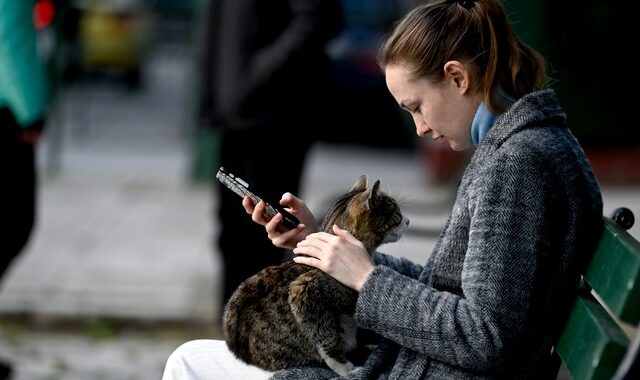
[281,192,302,208]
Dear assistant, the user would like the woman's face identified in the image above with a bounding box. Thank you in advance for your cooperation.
[385,63,479,151]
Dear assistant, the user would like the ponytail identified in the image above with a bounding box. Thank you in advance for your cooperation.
[379,0,548,113]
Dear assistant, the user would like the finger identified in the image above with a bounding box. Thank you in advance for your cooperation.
[251,200,270,224]
[332,224,357,242]
[292,255,321,269]
[294,239,317,250]
[264,213,282,233]
[305,231,337,245]
[293,245,325,260]
[280,192,301,209]
[277,226,302,241]
[242,195,255,214]
[297,232,330,246]
[254,199,266,214]
[281,222,305,236]
[280,192,296,204]
[271,225,303,245]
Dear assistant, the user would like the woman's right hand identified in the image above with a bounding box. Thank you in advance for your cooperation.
[243,192,319,250]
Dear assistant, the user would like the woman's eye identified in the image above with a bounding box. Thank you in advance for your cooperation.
[413,106,421,114]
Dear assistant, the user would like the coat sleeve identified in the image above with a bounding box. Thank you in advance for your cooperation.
[270,367,337,380]
[354,150,553,372]
[372,251,424,279]
[0,0,48,126]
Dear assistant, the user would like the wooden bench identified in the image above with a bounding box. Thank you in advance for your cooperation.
[554,207,640,380]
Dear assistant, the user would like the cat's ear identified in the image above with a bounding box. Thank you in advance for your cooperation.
[371,180,381,196]
[366,180,382,210]
[350,175,368,192]
[359,180,380,211]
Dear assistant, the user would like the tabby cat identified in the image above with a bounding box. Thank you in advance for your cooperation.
[222,175,409,375]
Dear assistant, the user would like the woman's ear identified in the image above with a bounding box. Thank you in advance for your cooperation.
[443,60,471,95]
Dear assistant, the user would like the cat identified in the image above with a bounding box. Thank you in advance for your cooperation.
[222,175,410,375]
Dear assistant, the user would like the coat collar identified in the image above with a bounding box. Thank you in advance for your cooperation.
[465,89,567,171]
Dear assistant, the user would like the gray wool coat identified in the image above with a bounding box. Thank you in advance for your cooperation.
[271,89,603,379]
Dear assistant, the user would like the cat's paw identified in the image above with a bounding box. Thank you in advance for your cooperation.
[325,358,354,376]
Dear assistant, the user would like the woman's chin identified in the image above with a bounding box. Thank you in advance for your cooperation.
[448,141,469,151]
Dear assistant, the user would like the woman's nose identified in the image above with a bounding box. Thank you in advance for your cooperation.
[415,121,431,137]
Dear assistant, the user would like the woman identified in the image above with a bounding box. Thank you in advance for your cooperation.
[163,0,603,378]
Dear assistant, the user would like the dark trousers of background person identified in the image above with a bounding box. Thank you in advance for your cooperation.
[0,108,37,279]
[215,120,312,308]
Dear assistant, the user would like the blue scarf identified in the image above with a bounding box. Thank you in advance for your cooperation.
[471,102,497,146]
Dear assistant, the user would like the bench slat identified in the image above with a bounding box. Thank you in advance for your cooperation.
[585,218,640,325]
[556,294,629,380]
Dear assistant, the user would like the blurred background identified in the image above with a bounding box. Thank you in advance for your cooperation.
[0,0,638,379]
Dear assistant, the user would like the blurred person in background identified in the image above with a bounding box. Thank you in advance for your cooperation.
[0,0,51,377]
[198,0,345,313]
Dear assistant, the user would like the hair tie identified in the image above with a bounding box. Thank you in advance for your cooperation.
[457,0,475,10]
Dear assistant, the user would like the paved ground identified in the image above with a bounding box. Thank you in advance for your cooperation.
[0,40,638,380]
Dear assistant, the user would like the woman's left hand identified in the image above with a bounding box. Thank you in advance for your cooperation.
[293,224,375,292]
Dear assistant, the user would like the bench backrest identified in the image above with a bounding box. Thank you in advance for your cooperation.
[555,208,640,380]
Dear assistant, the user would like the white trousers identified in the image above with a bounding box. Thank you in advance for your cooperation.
[162,339,275,380]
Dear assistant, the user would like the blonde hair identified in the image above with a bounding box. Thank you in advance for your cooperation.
[379,0,547,113]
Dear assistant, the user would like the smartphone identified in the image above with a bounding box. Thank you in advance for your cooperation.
[216,167,300,229]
